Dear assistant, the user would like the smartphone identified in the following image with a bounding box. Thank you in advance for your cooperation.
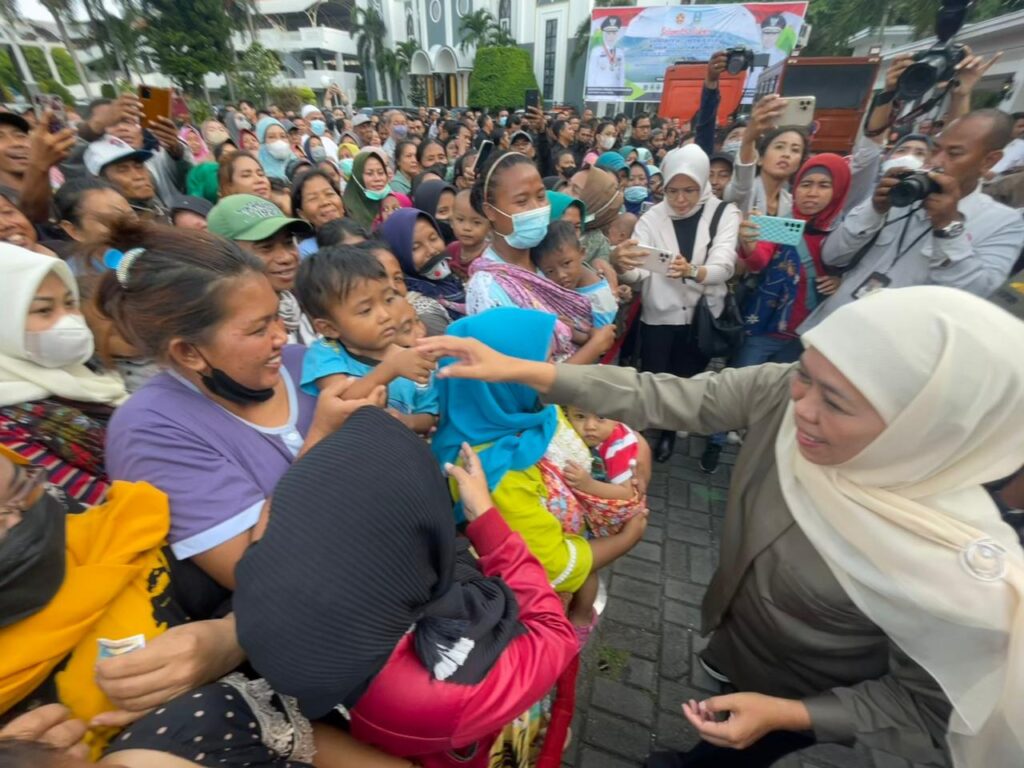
[138,85,172,127]
[634,244,677,276]
[525,89,540,110]
[472,139,494,172]
[749,215,806,246]
[33,94,65,133]
[774,96,815,128]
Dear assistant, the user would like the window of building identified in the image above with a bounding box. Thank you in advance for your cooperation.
[542,18,557,100]
[456,0,471,17]
[407,12,415,37]
[429,0,442,23]
[498,0,511,29]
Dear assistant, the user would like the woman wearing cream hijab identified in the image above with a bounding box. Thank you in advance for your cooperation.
[0,245,126,504]
[419,285,1024,767]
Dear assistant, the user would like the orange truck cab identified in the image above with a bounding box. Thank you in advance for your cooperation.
[756,56,881,154]
[658,63,746,127]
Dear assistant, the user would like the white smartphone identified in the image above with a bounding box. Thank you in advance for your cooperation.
[774,96,816,128]
[635,244,677,276]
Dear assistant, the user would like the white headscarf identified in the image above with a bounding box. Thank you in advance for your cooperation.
[775,286,1024,767]
[658,144,712,220]
[0,245,127,408]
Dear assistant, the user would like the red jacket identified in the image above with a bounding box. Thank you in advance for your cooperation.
[349,508,578,768]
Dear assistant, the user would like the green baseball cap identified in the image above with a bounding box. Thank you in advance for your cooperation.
[207,194,312,242]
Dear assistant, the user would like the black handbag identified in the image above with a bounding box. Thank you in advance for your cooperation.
[691,201,745,358]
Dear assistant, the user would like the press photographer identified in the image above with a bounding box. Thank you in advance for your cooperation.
[800,109,1023,331]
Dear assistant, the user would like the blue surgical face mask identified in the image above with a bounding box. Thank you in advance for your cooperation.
[311,147,327,163]
[490,204,550,249]
[310,119,327,136]
[498,116,507,126]
[392,124,408,139]
[339,157,354,176]
[624,185,649,203]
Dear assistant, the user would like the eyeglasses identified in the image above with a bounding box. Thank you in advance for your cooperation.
[0,464,45,521]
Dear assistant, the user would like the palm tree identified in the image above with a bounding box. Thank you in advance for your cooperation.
[458,9,494,53]
[0,0,39,94]
[393,38,419,105]
[570,0,634,73]
[224,0,259,45]
[40,0,94,96]
[353,5,387,103]
[489,25,516,47]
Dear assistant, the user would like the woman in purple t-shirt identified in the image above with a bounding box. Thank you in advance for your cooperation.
[101,219,384,589]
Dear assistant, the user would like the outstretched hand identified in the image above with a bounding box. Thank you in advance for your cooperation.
[445,442,493,521]
[417,336,513,382]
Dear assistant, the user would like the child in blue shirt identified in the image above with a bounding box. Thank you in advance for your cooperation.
[531,220,618,328]
[297,245,439,434]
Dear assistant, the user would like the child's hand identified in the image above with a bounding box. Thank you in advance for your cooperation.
[563,461,594,492]
[445,442,494,522]
[383,345,436,384]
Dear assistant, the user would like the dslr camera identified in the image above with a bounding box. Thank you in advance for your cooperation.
[889,169,942,207]
[723,47,769,75]
[896,0,971,100]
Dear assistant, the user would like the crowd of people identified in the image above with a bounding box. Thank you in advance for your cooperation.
[0,46,1023,768]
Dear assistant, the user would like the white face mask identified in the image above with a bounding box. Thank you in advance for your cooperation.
[24,313,95,369]
[881,154,925,174]
[423,258,452,281]
[598,134,616,150]
[266,140,292,161]
[721,140,742,155]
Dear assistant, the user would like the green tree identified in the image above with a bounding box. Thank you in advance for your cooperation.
[459,9,495,53]
[52,49,80,85]
[24,48,51,84]
[235,43,281,104]
[224,0,259,43]
[393,39,420,104]
[40,0,94,96]
[141,0,234,94]
[0,0,35,95]
[467,46,538,109]
[570,0,635,73]
[355,74,368,107]
[40,78,73,103]
[353,5,388,102]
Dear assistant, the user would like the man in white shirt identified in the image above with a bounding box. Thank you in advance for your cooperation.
[381,110,408,165]
[802,109,1024,331]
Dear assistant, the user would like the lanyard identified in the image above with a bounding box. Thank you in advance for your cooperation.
[892,203,931,268]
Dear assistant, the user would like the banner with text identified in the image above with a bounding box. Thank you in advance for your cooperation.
[584,3,808,103]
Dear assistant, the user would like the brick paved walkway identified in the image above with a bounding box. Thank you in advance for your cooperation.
[562,435,921,768]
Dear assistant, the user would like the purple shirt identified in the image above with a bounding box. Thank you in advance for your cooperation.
[106,345,315,559]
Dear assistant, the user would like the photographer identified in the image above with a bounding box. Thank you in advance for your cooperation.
[802,109,1023,332]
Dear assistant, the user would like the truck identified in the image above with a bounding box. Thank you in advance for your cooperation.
[755,56,881,154]
[657,63,747,127]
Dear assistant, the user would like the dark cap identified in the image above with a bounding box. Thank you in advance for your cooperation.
[509,129,532,145]
[0,111,31,133]
[169,194,214,218]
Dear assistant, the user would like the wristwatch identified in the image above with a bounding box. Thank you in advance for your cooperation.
[686,264,701,280]
[933,219,965,239]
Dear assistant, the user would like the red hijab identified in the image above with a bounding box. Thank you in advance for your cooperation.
[793,153,851,233]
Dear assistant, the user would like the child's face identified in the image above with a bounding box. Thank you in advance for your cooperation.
[316,277,399,353]
[452,191,490,247]
[434,190,455,221]
[392,297,427,346]
[380,195,401,221]
[566,405,616,447]
[411,217,446,270]
[374,248,407,297]
[709,160,733,200]
[794,171,834,217]
[536,244,585,291]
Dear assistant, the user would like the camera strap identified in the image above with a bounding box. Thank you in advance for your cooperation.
[894,203,931,266]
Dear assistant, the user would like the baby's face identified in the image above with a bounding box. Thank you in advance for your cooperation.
[566,406,616,447]
[392,298,426,346]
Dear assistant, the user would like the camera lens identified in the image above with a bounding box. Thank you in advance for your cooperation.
[889,171,938,208]
[726,54,745,75]
[897,51,950,99]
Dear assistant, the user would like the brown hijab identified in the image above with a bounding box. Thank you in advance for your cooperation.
[578,167,623,233]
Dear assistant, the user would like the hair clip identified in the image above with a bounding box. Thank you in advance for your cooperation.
[102,247,146,287]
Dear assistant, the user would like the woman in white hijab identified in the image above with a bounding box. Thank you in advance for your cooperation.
[419,285,1024,767]
[611,144,740,463]
[0,245,126,505]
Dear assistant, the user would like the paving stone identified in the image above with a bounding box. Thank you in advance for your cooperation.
[667,521,711,545]
[664,578,705,606]
[582,710,653,762]
[663,540,690,581]
[612,555,662,584]
[687,482,710,512]
[663,600,702,629]
[869,750,910,768]
[666,505,711,530]
[605,598,662,631]
[653,709,703,754]
[624,655,657,692]
[609,575,662,608]
[657,678,713,714]
[660,626,691,680]
[599,620,660,660]
[630,539,663,563]
[689,545,714,585]
[577,747,637,768]
[591,678,655,727]
[641,524,664,544]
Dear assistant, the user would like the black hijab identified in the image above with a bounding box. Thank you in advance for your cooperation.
[412,180,457,244]
[233,407,524,718]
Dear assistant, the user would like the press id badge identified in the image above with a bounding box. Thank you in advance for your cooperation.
[852,272,891,300]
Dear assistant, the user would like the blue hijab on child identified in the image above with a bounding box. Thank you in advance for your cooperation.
[432,308,559,522]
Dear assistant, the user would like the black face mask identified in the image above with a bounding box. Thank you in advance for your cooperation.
[561,165,578,179]
[0,490,66,628]
[435,219,456,244]
[426,163,448,179]
[197,351,275,405]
